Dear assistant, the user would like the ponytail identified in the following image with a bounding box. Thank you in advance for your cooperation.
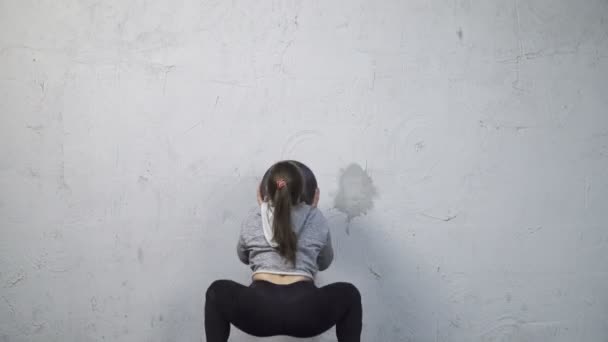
[265,161,303,264]
[272,185,297,263]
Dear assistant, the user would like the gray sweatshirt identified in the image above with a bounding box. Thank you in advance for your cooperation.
[237,203,334,278]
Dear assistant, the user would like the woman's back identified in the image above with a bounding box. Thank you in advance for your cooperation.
[237,202,334,279]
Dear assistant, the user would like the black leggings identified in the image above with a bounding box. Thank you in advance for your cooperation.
[204,279,362,341]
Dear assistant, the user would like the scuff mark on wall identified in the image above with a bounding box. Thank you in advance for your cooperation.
[90,296,98,312]
[419,211,459,222]
[2,296,16,316]
[137,247,144,265]
[162,65,175,95]
[5,272,25,288]
[26,124,45,135]
[478,315,525,341]
[368,266,382,280]
[56,111,71,194]
[281,130,323,159]
[584,176,591,209]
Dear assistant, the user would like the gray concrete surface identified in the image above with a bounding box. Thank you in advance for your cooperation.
[1,1,607,341]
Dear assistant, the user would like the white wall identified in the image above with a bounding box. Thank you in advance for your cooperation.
[1,1,607,341]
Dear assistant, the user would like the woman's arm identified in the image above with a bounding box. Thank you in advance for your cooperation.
[237,202,259,265]
[236,233,249,264]
[308,188,333,270]
[317,229,334,271]
[236,185,267,265]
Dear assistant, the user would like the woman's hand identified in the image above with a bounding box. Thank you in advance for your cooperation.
[257,184,265,206]
[312,188,320,207]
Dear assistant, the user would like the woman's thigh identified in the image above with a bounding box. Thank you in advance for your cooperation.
[207,280,358,338]
[233,281,330,337]
[281,282,360,338]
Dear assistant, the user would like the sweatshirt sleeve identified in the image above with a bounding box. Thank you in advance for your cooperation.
[315,211,334,271]
[236,232,249,265]
[236,209,256,265]
[317,230,334,271]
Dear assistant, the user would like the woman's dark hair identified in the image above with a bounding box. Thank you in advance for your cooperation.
[260,160,318,263]
[260,160,318,205]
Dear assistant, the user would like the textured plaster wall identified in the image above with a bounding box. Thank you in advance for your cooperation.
[1,1,607,341]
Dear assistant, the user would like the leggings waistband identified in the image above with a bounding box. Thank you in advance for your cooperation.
[249,279,315,288]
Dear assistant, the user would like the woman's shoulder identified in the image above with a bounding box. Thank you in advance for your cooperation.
[241,206,262,231]
[293,203,323,219]
[294,204,329,234]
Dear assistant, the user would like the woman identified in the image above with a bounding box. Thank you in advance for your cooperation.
[205,160,362,341]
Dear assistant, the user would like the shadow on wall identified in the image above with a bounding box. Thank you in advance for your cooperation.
[323,163,450,341]
[326,213,448,341]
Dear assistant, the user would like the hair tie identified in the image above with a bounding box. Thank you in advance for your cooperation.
[276,179,287,189]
